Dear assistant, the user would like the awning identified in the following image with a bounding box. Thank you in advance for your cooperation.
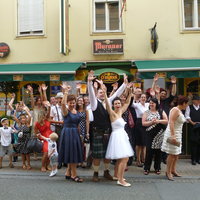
[134,59,200,79]
[0,62,82,81]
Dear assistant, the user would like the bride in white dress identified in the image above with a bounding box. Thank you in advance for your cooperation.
[161,96,188,181]
[99,81,134,187]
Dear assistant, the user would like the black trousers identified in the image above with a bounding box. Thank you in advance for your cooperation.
[191,141,200,162]
[55,125,63,152]
[144,148,162,171]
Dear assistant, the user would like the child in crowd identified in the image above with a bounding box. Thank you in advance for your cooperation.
[37,132,59,177]
[0,118,14,169]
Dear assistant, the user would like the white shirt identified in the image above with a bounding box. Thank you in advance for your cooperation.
[88,81,127,111]
[86,105,94,122]
[50,104,64,122]
[185,104,200,120]
[46,138,58,157]
[132,102,149,118]
[0,127,13,146]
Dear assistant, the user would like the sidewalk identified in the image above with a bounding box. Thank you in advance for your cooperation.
[0,156,199,181]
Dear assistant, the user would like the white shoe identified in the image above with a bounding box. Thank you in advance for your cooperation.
[49,170,57,177]
[117,180,131,187]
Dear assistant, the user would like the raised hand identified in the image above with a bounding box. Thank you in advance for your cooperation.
[112,82,118,91]
[43,100,51,107]
[38,85,42,93]
[76,83,81,89]
[153,73,159,82]
[11,93,16,99]
[171,76,176,84]
[87,70,96,82]
[27,85,33,93]
[150,88,155,97]
[61,81,70,92]
[41,83,48,91]
[123,73,128,84]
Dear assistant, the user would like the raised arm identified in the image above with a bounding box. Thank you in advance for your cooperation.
[8,93,16,110]
[27,85,35,109]
[87,71,98,111]
[121,85,133,113]
[108,73,128,103]
[60,82,69,116]
[22,105,32,126]
[170,76,177,96]
[41,83,48,101]
[109,82,118,97]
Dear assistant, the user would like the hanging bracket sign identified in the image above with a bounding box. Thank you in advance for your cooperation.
[99,72,120,84]
[0,43,10,58]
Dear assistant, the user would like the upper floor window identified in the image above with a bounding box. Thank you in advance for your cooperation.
[93,0,122,32]
[17,0,44,36]
[183,0,200,30]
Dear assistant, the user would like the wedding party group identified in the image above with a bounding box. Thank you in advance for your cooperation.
[0,71,199,187]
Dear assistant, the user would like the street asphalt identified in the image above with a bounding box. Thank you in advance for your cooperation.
[0,156,199,200]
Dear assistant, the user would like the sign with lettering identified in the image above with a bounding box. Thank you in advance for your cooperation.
[50,75,60,81]
[0,43,10,58]
[13,75,23,81]
[93,39,123,55]
[99,72,120,84]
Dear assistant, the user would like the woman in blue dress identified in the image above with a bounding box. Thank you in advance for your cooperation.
[58,82,83,182]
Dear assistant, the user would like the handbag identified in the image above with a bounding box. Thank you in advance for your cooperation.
[27,137,43,153]
[166,137,180,147]
[127,109,135,128]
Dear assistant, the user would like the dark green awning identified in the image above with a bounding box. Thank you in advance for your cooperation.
[134,59,200,79]
[0,62,82,81]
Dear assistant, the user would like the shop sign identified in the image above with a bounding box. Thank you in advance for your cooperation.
[93,39,123,55]
[158,72,166,78]
[0,43,10,58]
[50,75,60,81]
[13,75,23,81]
[99,72,120,84]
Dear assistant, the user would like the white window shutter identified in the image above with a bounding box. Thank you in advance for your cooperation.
[18,0,44,34]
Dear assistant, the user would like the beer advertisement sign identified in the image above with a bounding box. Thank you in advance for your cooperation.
[93,39,123,55]
[99,72,120,84]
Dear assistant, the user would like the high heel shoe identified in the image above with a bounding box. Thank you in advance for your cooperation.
[165,172,174,181]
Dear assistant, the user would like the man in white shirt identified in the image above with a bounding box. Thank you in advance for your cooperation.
[50,92,64,168]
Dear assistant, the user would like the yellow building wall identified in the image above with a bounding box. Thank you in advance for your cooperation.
[0,0,199,64]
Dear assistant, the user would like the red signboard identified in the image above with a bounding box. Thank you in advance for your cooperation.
[93,39,123,55]
[0,43,10,58]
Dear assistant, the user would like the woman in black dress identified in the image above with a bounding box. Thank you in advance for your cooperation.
[13,106,32,170]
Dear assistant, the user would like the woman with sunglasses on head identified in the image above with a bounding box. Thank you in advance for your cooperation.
[142,98,168,175]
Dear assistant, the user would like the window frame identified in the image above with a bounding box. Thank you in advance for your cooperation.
[182,0,200,31]
[93,0,122,33]
[17,0,45,37]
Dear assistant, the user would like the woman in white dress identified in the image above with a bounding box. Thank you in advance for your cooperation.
[100,82,134,187]
[161,96,188,181]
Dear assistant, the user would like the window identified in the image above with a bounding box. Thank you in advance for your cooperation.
[94,0,121,32]
[183,0,200,30]
[17,0,44,36]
